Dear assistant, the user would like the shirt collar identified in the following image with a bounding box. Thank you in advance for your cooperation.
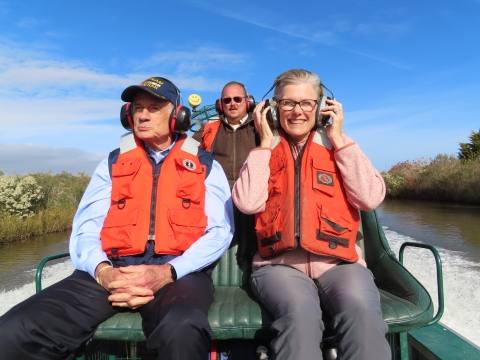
[223,114,249,126]
[145,133,178,164]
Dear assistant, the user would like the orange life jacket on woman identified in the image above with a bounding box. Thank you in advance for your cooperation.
[100,133,209,258]
[255,127,360,262]
[200,120,221,152]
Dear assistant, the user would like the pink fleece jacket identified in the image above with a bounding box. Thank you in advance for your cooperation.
[232,135,386,279]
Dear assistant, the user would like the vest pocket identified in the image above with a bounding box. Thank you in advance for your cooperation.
[316,204,352,249]
[256,222,282,255]
[101,206,139,252]
[256,206,283,256]
[168,208,208,252]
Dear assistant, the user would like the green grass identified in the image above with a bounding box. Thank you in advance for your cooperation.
[0,172,91,244]
[382,155,480,204]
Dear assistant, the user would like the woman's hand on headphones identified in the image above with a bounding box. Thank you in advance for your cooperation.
[321,98,345,149]
[254,101,274,148]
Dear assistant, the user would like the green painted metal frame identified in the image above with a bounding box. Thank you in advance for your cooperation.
[35,252,70,293]
[187,104,218,135]
[399,242,444,326]
[408,323,480,359]
[397,242,445,360]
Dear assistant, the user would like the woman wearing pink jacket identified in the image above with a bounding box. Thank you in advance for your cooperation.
[232,69,390,359]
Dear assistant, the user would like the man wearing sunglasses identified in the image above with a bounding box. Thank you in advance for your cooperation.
[193,81,259,260]
[193,81,258,188]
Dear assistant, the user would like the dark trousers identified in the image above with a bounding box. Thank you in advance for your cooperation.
[0,270,214,360]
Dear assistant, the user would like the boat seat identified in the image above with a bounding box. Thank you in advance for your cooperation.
[93,238,274,342]
[36,209,434,345]
[361,210,434,333]
[86,210,433,343]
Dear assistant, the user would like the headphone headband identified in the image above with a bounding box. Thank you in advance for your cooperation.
[262,81,334,100]
[263,81,335,129]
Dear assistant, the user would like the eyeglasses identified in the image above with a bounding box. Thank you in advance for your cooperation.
[222,96,245,104]
[278,99,318,111]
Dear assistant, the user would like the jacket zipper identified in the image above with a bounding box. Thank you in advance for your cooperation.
[148,162,161,242]
[294,164,300,241]
[232,129,236,182]
[307,251,311,277]
[293,143,306,246]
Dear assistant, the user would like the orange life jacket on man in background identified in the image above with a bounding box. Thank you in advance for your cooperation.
[200,120,221,152]
[255,127,361,262]
[100,133,209,258]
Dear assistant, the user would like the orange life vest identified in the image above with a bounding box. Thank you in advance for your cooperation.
[100,133,208,258]
[200,120,221,152]
[255,127,360,262]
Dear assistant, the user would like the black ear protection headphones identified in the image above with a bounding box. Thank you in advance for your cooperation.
[261,80,334,129]
[215,82,256,116]
[120,78,191,133]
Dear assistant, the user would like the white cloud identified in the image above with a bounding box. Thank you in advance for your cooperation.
[0,39,246,150]
[180,0,412,69]
[0,144,105,175]
[135,46,250,92]
[0,37,252,170]
[0,48,133,97]
[138,47,247,72]
[16,17,44,29]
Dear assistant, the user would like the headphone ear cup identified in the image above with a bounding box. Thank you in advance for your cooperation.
[120,103,133,130]
[170,105,192,133]
[246,95,256,112]
[215,99,224,115]
[316,95,330,126]
[265,98,279,129]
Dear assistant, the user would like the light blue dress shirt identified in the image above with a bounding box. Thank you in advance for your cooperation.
[69,136,234,280]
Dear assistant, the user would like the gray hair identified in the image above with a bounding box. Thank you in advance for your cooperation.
[273,69,324,99]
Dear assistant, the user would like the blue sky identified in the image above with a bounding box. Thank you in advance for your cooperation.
[0,0,479,174]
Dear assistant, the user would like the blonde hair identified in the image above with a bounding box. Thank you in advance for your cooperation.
[273,69,324,99]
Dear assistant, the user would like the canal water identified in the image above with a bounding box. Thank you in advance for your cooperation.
[0,200,479,346]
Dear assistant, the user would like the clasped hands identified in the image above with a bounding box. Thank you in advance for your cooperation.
[97,264,174,309]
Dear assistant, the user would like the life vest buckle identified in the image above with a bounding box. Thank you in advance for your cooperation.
[110,248,119,261]
[182,199,191,209]
[117,199,126,209]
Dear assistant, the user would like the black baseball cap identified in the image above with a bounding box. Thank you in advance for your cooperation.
[121,77,180,104]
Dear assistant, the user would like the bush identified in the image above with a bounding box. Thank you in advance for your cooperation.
[0,175,44,218]
[382,158,430,197]
[31,171,91,209]
[382,154,480,204]
[0,172,91,243]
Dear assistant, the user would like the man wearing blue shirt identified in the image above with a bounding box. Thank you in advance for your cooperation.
[0,77,234,360]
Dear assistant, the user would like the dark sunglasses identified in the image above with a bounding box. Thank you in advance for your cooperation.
[222,96,245,104]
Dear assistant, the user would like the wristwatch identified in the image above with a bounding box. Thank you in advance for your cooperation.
[170,264,177,281]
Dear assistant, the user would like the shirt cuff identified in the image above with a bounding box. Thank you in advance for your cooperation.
[168,256,193,280]
[85,253,112,279]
